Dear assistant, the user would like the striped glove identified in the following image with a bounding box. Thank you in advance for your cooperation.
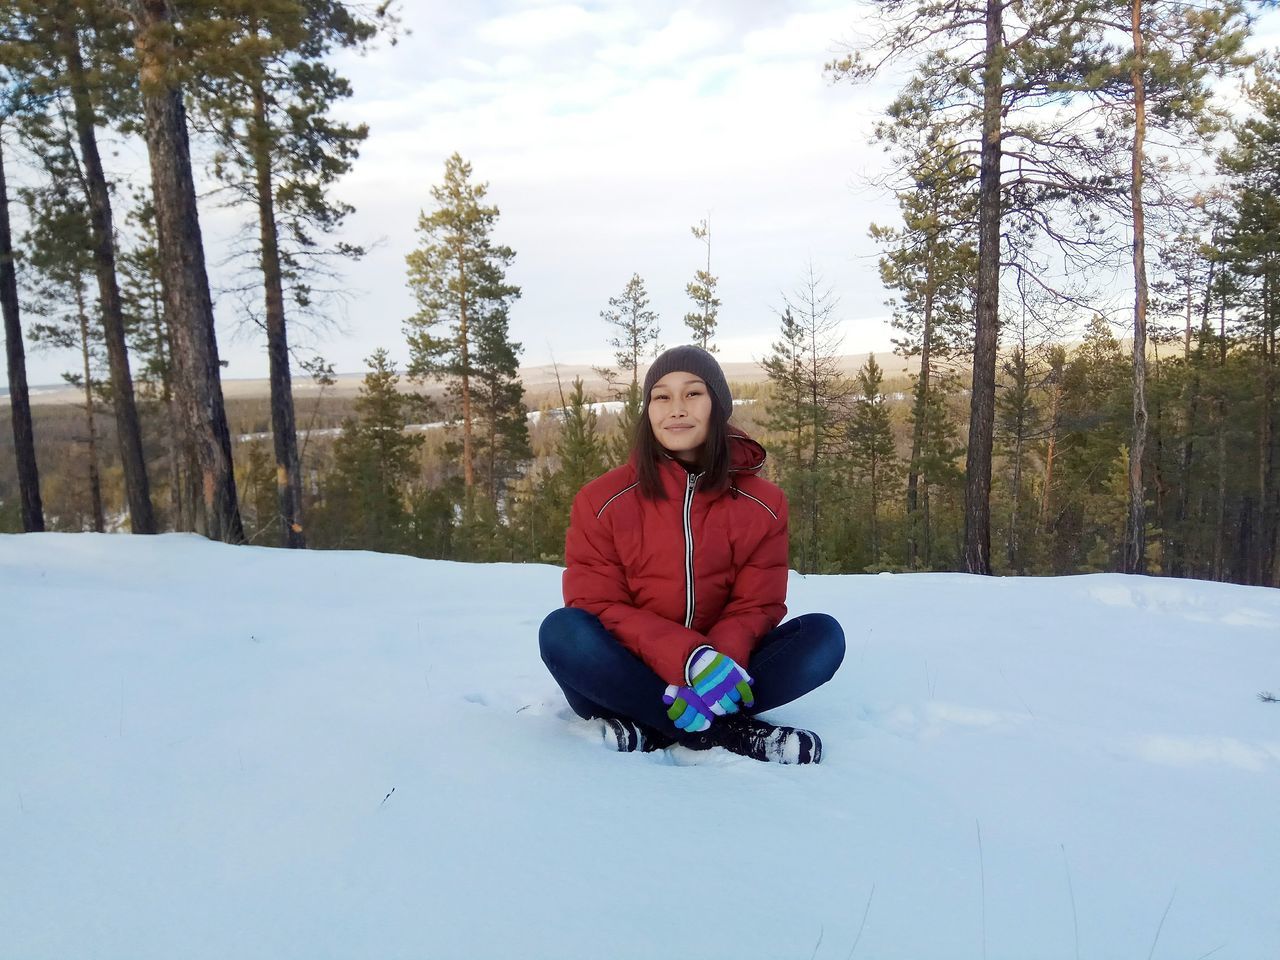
[686,645,754,716]
[663,685,714,732]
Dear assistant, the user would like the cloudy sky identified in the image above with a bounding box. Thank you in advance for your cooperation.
[285,0,901,379]
[8,1,1279,388]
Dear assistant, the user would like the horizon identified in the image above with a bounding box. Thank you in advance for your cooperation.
[3,3,1278,393]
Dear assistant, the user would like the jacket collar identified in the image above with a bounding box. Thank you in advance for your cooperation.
[632,429,769,486]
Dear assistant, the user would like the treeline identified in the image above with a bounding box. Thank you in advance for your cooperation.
[1,1,1279,589]
[0,0,393,543]
[818,0,1280,586]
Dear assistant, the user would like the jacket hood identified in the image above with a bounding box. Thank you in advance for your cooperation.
[728,429,767,476]
[629,428,768,478]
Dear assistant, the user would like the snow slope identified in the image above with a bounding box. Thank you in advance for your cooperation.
[2,533,1278,960]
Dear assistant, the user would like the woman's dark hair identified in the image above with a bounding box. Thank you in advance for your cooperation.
[633,391,732,500]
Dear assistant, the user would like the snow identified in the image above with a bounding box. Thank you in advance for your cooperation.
[2,533,1278,959]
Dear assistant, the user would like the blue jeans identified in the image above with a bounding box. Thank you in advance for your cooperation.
[539,608,845,735]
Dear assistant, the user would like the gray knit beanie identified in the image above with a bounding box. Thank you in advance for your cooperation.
[642,345,732,422]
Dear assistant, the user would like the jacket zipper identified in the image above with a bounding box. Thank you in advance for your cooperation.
[683,471,702,628]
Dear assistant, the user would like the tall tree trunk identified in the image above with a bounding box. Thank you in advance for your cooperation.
[1039,405,1058,533]
[487,404,497,508]
[1213,401,1226,580]
[1151,345,1169,574]
[1214,296,1228,580]
[132,0,244,543]
[1005,339,1027,573]
[870,457,880,561]
[808,321,821,571]
[76,283,105,533]
[1008,433,1023,572]
[491,409,502,511]
[962,0,1003,575]
[1174,260,1213,576]
[922,482,932,567]
[60,13,156,534]
[1263,264,1277,585]
[458,256,473,492]
[906,249,935,569]
[159,299,192,531]
[0,132,44,532]
[1125,0,1149,574]
[251,75,305,548]
[1271,282,1280,587]
[151,298,183,528]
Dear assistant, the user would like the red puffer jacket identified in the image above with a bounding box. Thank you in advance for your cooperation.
[562,431,789,685]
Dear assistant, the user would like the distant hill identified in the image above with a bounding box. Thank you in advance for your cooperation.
[3,352,922,408]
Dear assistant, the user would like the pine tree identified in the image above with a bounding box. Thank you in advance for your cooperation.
[1083,0,1252,573]
[108,0,245,543]
[601,273,661,388]
[237,441,279,544]
[2,1,157,532]
[314,349,423,553]
[906,365,965,569]
[118,193,185,528]
[846,355,901,564]
[762,306,810,479]
[22,174,108,531]
[0,91,42,531]
[869,120,977,567]
[761,265,849,573]
[558,378,604,500]
[683,218,719,351]
[470,296,530,509]
[995,344,1044,573]
[605,381,642,468]
[1147,212,1225,575]
[1218,55,1280,585]
[405,153,521,503]
[830,0,1128,573]
[192,0,390,548]
[1052,316,1130,571]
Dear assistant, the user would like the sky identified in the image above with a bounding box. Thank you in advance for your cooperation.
[5,1,1280,389]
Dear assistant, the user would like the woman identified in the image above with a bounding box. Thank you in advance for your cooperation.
[539,345,845,764]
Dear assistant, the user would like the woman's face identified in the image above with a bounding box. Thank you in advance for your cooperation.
[647,370,713,464]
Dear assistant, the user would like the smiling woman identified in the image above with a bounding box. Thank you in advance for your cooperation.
[646,371,713,462]
[538,345,845,764]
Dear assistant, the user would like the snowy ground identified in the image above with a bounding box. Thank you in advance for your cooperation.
[2,533,1278,960]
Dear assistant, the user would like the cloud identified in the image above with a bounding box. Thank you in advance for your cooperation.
[7,0,1103,385]
[596,9,729,71]
[219,0,903,379]
[475,4,633,50]
[742,7,864,61]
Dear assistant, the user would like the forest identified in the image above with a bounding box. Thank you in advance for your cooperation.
[1,1,1278,588]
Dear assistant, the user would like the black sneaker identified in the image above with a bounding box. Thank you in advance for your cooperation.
[599,717,675,753]
[687,715,823,765]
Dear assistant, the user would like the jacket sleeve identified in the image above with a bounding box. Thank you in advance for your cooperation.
[705,492,789,667]
[562,487,707,685]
